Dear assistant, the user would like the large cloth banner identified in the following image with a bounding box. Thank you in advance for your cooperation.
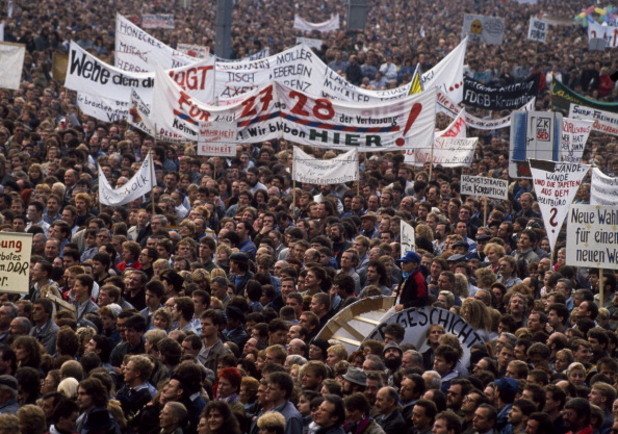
[529,159,590,252]
[587,21,618,48]
[509,111,563,178]
[463,15,506,45]
[463,76,537,110]
[408,137,478,167]
[421,38,467,104]
[405,109,466,164]
[528,17,548,43]
[177,43,210,59]
[438,109,467,137]
[151,68,437,151]
[569,104,618,137]
[0,42,25,90]
[67,41,215,104]
[438,93,535,129]
[98,153,156,206]
[591,168,618,205]
[551,80,618,114]
[291,147,358,185]
[141,13,175,29]
[293,14,340,33]
[566,204,618,270]
[560,117,593,162]
[77,93,129,124]
[115,14,194,72]
[0,232,32,294]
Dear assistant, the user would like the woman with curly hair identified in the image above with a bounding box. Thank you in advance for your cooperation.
[12,335,42,369]
[197,401,241,434]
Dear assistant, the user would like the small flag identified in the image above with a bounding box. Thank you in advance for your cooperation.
[408,63,423,95]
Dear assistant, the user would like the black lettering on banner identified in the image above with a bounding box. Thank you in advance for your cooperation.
[69,50,111,84]
[463,76,537,110]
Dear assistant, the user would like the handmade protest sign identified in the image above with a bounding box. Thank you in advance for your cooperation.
[0,232,32,294]
[400,221,416,257]
[566,204,618,270]
[463,14,505,45]
[293,14,340,33]
[98,153,156,206]
[560,117,593,162]
[509,111,563,178]
[591,168,618,205]
[530,159,590,252]
[407,137,478,167]
[569,104,618,137]
[528,17,548,43]
[77,93,129,124]
[291,147,358,185]
[141,13,175,29]
[587,20,618,48]
[460,175,509,200]
[0,42,25,90]
[197,121,238,157]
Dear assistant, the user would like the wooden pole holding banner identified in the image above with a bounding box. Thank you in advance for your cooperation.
[150,128,156,215]
[483,197,488,227]
[599,268,605,307]
[428,140,434,181]
[292,180,297,217]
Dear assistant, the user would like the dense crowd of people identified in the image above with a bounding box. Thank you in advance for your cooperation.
[0,0,617,433]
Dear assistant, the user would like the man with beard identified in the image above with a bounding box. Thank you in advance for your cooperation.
[562,398,592,434]
[246,167,267,194]
[446,379,472,415]
[329,223,351,266]
[382,343,402,385]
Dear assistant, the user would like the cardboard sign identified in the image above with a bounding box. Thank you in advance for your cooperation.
[528,18,548,43]
[291,147,359,185]
[529,159,590,252]
[566,204,618,270]
[0,232,32,294]
[463,14,505,45]
[400,221,416,256]
[460,175,509,200]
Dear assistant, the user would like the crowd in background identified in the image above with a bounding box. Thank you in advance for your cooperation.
[0,0,617,433]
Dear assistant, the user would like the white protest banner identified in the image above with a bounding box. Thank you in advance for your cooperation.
[528,17,548,43]
[296,37,323,50]
[196,120,237,156]
[569,104,618,137]
[128,89,188,143]
[463,15,506,45]
[400,220,416,256]
[460,175,509,200]
[293,14,340,33]
[530,159,590,252]
[560,117,593,162]
[151,68,437,151]
[0,232,32,294]
[98,153,156,206]
[115,14,194,72]
[566,204,618,270]
[77,93,129,123]
[509,111,563,178]
[177,43,210,59]
[367,306,486,371]
[591,168,618,205]
[407,137,478,167]
[291,147,359,185]
[438,109,467,137]
[142,13,175,29]
[0,23,4,42]
[421,38,467,104]
[0,42,25,90]
[587,20,618,48]
[67,41,215,105]
[439,94,535,130]
[197,142,237,157]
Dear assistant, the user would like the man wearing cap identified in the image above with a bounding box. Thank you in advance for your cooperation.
[0,374,19,414]
[394,251,428,311]
[383,342,402,384]
[360,213,379,239]
[342,367,367,396]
